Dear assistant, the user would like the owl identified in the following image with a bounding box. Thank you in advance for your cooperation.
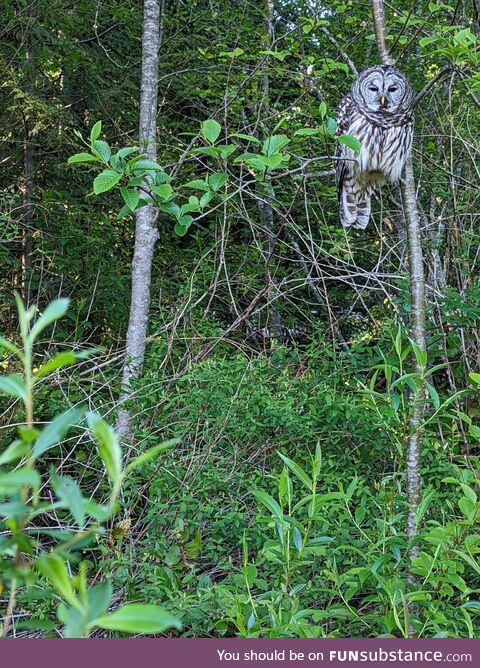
[335,65,414,229]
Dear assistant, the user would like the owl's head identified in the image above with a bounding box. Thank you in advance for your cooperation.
[352,65,413,116]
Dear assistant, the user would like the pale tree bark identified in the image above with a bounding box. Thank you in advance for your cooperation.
[257,0,283,346]
[116,0,162,439]
[370,0,427,631]
[21,40,35,305]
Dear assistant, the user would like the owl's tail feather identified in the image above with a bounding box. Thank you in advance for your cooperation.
[339,178,371,229]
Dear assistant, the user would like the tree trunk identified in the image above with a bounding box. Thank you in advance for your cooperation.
[257,0,283,346]
[116,0,161,439]
[370,0,427,635]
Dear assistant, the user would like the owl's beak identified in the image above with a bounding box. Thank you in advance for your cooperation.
[380,96,386,107]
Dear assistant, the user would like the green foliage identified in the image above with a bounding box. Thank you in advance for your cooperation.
[0,297,180,637]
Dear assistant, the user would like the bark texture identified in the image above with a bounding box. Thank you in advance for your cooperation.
[116,0,161,439]
[371,0,427,634]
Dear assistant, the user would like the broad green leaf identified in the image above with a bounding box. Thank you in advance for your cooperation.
[0,335,20,356]
[277,452,313,491]
[230,133,261,145]
[469,372,480,386]
[293,527,303,553]
[36,553,80,608]
[116,146,139,159]
[0,374,27,401]
[319,101,327,118]
[92,140,111,163]
[208,172,228,191]
[201,119,222,144]
[124,438,180,476]
[87,581,112,620]
[0,467,41,496]
[178,215,193,227]
[30,298,70,341]
[120,187,140,212]
[325,118,337,135]
[93,170,122,195]
[34,352,77,379]
[252,490,283,519]
[92,604,182,634]
[151,184,173,200]
[294,128,321,136]
[130,159,163,172]
[469,424,480,441]
[90,121,102,142]
[51,474,86,527]
[200,191,214,208]
[32,408,84,458]
[67,153,100,164]
[338,135,361,152]
[0,440,29,466]
[183,179,209,191]
[262,134,289,156]
[426,382,440,409]
[88,413,121,485]
[174,223,188,237]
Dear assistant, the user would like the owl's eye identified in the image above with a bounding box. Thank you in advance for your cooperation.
[369,86,379,92]
[388,86,398,92]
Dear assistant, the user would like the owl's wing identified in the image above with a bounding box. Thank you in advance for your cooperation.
[335,94,355,200]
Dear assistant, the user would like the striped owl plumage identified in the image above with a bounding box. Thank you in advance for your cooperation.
[335,65,413,229]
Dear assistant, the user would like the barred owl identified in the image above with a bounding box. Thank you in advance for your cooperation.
[335,65,414,229]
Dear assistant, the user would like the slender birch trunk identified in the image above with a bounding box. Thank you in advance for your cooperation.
[370,0,427,630]
[258,0,283,346]
[116,0,161,439]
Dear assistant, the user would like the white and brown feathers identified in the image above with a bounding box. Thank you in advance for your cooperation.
[335,65,414,229]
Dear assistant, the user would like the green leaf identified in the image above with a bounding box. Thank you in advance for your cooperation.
[200,191,214,208]
[88,413,121,485]
[51,474,86,527]
[120,187,140,212]
[201,119,222,144]
[87,581,112,620]
[0,374,27,401]
[151,184,173,200]
[124,438,180,475]
[319,101,327,118]
[36,553,80,608]
[469,372,480,386]
[92,604,182,634]
[92,140,111,163]
[338,135,361,152]
[252,490,283,519]
[0,335,20,356]
[35,352,77,379]
[262,134,289,157]
[469,425,480,442]
[183,179,209,191]
[178,215,193,227]
[32,408,84,458]
[93,170,122,195]
[0,440,29,466]
[208,172,228,191]
[426,382,440,409]
[174,223,188,237]
[230,133,261,145]
[293,527,303,553]
[90,121,102,143]
[277,452,313,491]
[325,118,337,135]
[130,159,163,173]
[116,146,139,159]
[30,298,69,341]
[67,153,100,164]
[294,128,321,136]
[0,467,41,497]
